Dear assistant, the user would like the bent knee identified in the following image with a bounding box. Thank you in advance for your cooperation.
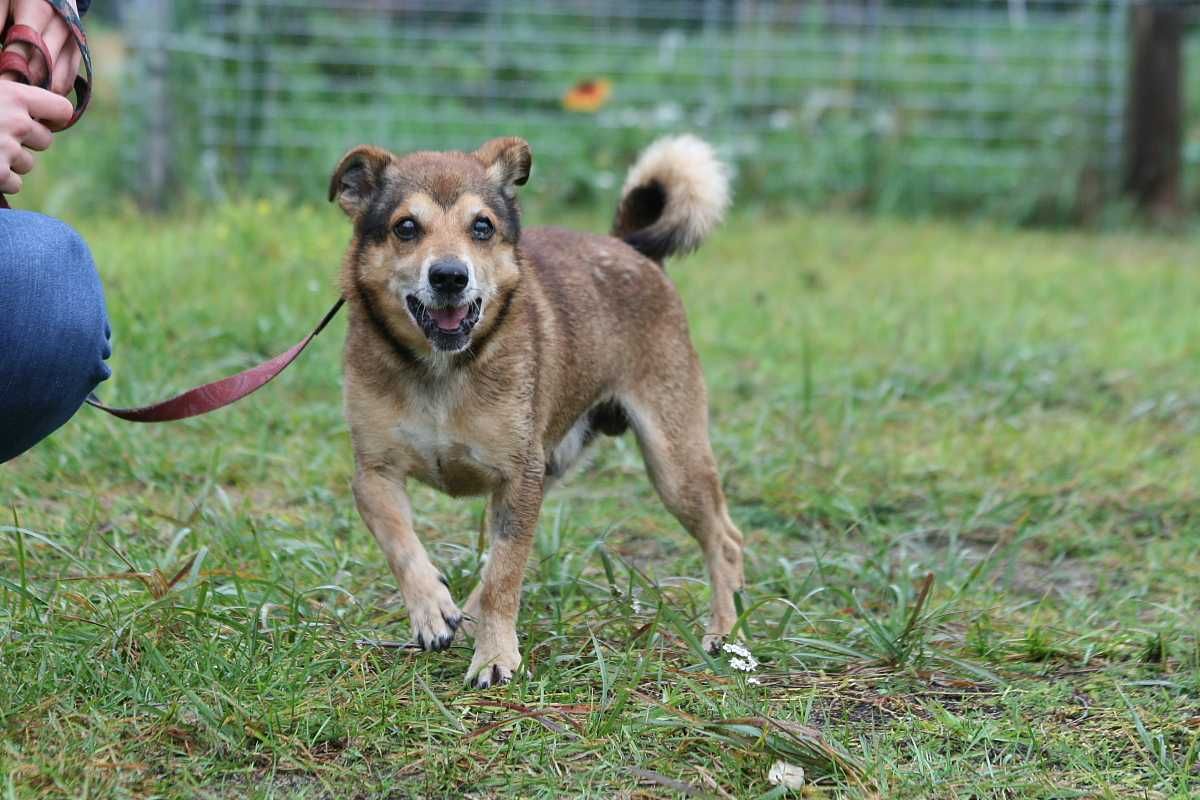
[22,213,103,294]
[0,213,111,460]
[4,211,109,343]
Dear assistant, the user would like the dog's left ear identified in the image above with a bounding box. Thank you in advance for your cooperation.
[329,145,392,218]
[474,137,532,196]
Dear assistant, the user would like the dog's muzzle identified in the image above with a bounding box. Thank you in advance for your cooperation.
[403,258,484,352]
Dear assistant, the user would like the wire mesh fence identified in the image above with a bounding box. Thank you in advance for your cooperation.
[123,0,1133,219]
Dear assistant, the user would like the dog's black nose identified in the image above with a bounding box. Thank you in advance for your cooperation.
[428,260,470,294]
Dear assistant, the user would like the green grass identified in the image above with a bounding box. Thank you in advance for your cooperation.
[3,204,1200,798]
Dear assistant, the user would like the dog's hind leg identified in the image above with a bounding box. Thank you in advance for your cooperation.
[621,384,745,654]
[463,464,545,688]
[353,467,463,652]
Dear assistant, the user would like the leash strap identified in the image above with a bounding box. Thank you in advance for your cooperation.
[86,299,345,423]
[45,0,93,130]
[0,25,54,89]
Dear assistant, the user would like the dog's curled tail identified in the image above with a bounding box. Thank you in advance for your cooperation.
[612,135,730,264]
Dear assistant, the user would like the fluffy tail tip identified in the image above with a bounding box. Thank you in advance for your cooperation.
[612,135,731,263]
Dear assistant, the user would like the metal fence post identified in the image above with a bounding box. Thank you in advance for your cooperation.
[1104,0,1128,198]
[126,0,171,210]
[234,0,265,183]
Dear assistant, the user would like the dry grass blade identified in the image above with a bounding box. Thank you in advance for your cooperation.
[632,691,869,784]
[465,709,575,740]
[898,571,935,648]
[459,698,588,738]
[62,552,201,600]
[629,768,712,798]
[164,552,199,593]
[693,765,737,800]
[458,698,595,717]
[354,638,422,650]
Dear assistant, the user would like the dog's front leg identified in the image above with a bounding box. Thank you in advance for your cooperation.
[353,468,463,651]
[464,469,544,688]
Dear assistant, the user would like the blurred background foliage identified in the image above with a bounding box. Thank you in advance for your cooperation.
[19,1,1200,226]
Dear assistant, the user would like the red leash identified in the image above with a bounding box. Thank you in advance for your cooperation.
[86,299,345,422]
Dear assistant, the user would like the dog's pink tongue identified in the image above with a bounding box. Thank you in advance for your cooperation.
[429,305,468,331]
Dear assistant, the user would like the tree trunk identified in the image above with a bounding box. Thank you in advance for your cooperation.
[1123,2,1184,219]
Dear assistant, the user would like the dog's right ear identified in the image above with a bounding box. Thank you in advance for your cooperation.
[474,137,532,198]
[328,146,392,218]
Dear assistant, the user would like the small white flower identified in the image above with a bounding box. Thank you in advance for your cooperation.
[722,642,758,672]
[747,676,763,686]
[631,598,643,615]
[722,642,751,658]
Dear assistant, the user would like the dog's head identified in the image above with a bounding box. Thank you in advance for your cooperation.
[330,138,531,355]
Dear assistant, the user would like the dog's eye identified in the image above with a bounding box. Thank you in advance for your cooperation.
[394,218,419,241]
[472,217,494,241]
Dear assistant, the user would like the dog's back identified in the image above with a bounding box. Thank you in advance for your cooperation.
[514,136,732,468]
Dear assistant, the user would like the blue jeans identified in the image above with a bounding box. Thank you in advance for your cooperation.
[1,211,111,463]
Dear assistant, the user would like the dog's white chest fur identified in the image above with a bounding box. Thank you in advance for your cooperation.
[391,418,455,462]
[390,393,500,496]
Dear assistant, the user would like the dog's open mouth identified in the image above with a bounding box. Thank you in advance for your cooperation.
[406,295,483,348]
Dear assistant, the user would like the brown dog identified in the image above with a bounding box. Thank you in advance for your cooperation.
[329,134,745,687]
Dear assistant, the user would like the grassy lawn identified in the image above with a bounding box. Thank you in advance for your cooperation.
[3,204,1199,799]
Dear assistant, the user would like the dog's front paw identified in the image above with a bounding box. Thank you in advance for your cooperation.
[464,627,521,689]
[406,578,463,652]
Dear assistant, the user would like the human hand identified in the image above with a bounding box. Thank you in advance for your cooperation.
[0,0,82,96]
[0,80,72,194]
